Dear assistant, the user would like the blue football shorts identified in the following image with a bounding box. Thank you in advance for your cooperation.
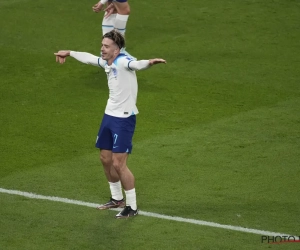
[95,114,136,153]
[113,0,128,2]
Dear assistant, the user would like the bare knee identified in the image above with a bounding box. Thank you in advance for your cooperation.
[112,153,127,173]
[123,7,130,15]
[100,150,112,167]
[115,2,130,15]
[112,158,123,172]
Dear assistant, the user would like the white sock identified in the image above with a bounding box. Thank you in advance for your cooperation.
[114,14,129,35]
[125,188,137,210]
[102,13,117,35]
[109,181,123,201]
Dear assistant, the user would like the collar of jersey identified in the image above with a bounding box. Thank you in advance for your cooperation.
[113,53,127,65]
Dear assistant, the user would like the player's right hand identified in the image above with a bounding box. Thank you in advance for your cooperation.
[54,51,70,64]
[149,59,167,65]
[55,55,66,64]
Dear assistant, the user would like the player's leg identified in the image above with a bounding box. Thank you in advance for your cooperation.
[112,0,130,35]
[99,149,118,182]
[97,149,125,209]
[112,153,135,191]
[112,0,137,59]
[112,153,138,218]
[102,2,118,35]
[102,12,117,35]
[110,115,138,218]
[95,114,124,210]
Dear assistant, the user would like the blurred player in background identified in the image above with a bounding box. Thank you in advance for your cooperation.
[92,0,131,36]
[92,0,135,59]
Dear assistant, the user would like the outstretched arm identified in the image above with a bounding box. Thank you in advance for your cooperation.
[128,58,167,71]
[54,50,105,68]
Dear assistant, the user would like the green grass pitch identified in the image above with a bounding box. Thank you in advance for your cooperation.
[0,0,300,249]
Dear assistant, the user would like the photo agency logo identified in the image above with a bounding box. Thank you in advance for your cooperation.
[261,235,300,244]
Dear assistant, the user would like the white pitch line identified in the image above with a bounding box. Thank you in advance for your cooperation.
[0,187,294,237]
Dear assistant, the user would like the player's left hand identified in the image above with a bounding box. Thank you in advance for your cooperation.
[104,3,116,18]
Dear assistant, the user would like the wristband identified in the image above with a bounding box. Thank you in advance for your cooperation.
[100,0,108,4]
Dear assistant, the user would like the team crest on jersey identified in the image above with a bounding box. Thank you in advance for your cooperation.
[112,68,117,77]
[105,65,118,79]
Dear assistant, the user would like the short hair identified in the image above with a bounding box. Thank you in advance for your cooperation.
[102,29,125,49]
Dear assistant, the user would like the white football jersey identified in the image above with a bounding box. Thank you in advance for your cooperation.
[70,51,150,118]
[99,54,138,117]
